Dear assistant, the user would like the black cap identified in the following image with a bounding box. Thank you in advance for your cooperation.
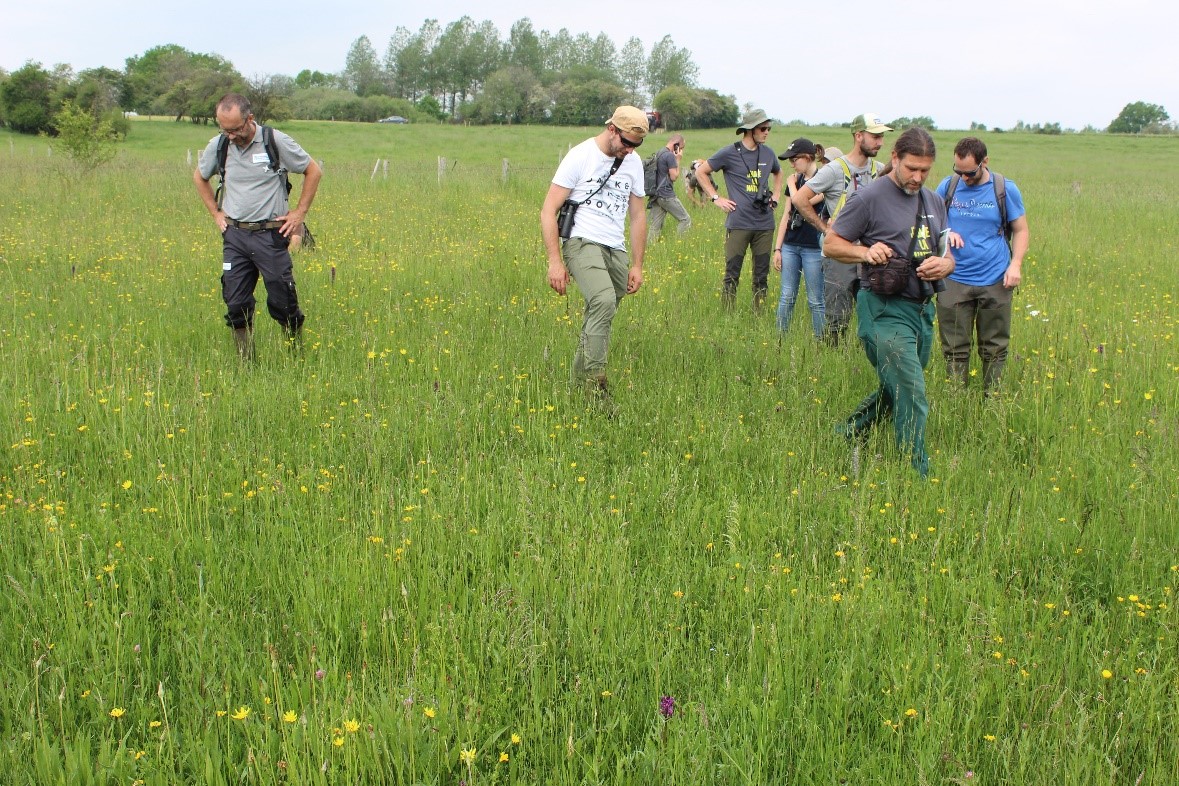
[778,137,817,160]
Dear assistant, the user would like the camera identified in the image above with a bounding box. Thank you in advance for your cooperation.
[788,208,804,231]
[557,199,579,239]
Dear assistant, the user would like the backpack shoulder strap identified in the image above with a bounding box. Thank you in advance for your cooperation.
[216,134,230,180]
[828,158,858,226]
[260,124,292,196]
[943,174,961,211]
[991,172,1008,237]
[869,160,882,178]
[214,134,230,208]
[837,157,853,184]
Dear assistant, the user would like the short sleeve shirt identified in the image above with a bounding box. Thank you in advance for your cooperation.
[835,176,949,300]
[198,125,312,222]
[552,137,643,250]
[935,173,1026,286]
[706,142,781,231]
[654,148,678,199]
[806,156,884,218]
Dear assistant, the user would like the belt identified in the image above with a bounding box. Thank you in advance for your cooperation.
[227,219,283,231]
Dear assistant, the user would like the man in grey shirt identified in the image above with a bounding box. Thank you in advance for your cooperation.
[194,93,322,359]
[647,134,691,243]
[697,109,783,311]
[792,112,890,344]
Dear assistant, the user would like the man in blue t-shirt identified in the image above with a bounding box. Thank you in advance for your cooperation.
[935,137,1029,392]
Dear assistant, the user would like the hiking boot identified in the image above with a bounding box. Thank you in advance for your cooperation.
[720,288,737,312]
[752,288,768,313]
[586,374,618,419]
[285,326,304,356]
[232,327,255,361]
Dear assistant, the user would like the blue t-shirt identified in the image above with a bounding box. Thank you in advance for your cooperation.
[936,174,1025,287]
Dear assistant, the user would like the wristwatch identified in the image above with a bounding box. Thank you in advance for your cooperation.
[710,194,720,202]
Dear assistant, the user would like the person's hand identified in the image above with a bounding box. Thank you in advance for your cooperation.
[714,197,736,213]
[626,266,643,294]
[916,255,954,281]
[1003,262,1022,288]
[278,209,306,238]
[548,260,569,295]
[215,211,228,233]
[948,231,964,249]
[772,248,783,272]
[862,242,894,265]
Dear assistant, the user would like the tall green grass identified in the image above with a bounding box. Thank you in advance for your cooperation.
[0,121,1175,784]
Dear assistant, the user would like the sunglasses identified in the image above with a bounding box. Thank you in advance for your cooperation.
[615,127,643,149]
[953,163,982,177]
[755,125,772,133]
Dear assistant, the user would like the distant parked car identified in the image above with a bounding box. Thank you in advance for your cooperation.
[378,116,409,124]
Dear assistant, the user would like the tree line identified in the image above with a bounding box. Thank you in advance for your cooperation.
[0,17,739,136]
[1,16,1173,139]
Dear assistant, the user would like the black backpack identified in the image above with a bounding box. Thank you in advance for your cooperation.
[944,171,1011,248]
[643,151,660,195]
[214,124,289,208]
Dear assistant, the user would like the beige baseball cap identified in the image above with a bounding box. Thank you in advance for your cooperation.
[606,106,649,139]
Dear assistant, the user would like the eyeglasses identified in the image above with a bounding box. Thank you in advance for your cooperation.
[221,117,253,138]
[953,163,982,177]
[614,126,643,149]
[755,125,772,133]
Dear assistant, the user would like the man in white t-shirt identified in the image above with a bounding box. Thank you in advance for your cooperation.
[540,106,649,407]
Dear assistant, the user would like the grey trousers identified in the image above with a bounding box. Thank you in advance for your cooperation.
[647,196,691,242]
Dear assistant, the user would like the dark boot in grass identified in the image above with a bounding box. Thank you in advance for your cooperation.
[285,325,304,356]
[752,287,767,313]
[586,374,617,419]
[232,327,255,361]
[945,360,969,387]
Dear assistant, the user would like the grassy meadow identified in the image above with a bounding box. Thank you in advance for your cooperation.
[0,118,1176,785]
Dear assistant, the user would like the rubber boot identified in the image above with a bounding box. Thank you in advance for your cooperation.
[982,359,1005,397]
[233,327,255,361]
[285,325,304,356]
[945,360,969,387]
[752,288,767,313]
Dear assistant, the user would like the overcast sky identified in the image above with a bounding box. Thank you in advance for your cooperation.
[4,0,1177,131]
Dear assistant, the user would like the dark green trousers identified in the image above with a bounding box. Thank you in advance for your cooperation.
[935,278,1013,390]
[844,290,934,476]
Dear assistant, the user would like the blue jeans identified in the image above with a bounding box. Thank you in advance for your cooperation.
[776,243,825,337]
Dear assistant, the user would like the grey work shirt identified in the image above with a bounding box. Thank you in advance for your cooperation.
[806,156,883,218]
[198,125,312,222]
